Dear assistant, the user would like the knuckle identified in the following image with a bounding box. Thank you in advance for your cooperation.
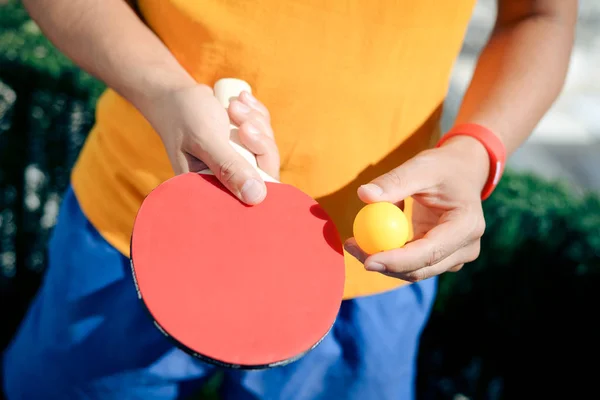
[468,203,486,235]
[466,241,481,263]
[217,159,240,184]
[250,113,274,136]
[462,204,486,241]
[249,109,265,122]
[405,269,427,283]
[229,99,244,115]
[473,216,486,238]
[378,169,404,189]
[427,244,446,267]
[381,262,400,274]
[249,96,270,120]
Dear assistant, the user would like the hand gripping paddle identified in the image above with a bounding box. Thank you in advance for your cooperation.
[130,78,346,369]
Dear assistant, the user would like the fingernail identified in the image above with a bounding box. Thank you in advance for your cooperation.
[241,179,265,204]
[360,184,383,197]
[365,262,385,272]
[246,123,260,138]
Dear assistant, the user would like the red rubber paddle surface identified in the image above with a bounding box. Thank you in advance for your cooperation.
[131,172,345,368]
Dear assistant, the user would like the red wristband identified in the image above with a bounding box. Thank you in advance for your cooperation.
[435,123,506,201]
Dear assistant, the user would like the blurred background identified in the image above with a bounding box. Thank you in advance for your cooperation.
[0,0,598,399]
[443,0,600,192]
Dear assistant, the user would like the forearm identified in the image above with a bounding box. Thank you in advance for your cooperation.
[454,2,577,155]
[22,0,197,113]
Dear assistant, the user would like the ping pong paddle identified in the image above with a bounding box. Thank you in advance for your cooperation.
[130,78,346,369]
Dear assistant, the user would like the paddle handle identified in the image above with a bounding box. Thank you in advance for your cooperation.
[198,78,277,183]
[213,78,258,170]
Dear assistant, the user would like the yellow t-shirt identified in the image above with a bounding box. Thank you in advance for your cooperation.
[70,0,476,299]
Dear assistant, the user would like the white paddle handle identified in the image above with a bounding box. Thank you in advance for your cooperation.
[198,78,278,183]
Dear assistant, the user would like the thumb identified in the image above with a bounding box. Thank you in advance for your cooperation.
[357,155,439,203]
[200,138,267,205]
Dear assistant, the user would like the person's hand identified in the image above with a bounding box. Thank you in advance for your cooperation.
[344,136,490,282]
[141,83,280,205]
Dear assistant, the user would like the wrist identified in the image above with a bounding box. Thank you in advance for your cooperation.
[126,64,202,115]
[436,123,506,200]
[438,135,490,192]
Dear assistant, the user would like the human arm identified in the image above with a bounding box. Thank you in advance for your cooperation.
[346,0,578,280]
[22,0,279,204]
[449,0,578,164]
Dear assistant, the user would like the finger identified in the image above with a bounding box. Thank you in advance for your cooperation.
[364,206,484,273]
[238,121,281,179]
[343,237,368,264]
[238,91,271,124]
[193,136,267,205]
[228,100,275,139]
[346,235,472,281]
[357,152,440,204]
[379,241,479,282]
[448,264,464,272]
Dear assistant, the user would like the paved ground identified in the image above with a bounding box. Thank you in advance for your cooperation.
[444,0,600,193]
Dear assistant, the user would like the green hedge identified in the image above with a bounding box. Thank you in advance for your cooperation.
[0,1,105,100]
[1,2,599,398]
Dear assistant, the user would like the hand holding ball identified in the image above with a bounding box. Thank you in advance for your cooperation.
[352,202,409,255]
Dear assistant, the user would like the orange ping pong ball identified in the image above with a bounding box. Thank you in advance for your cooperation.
[353,202,409,255]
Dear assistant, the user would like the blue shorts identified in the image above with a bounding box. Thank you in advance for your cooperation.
[2,187,437,399]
